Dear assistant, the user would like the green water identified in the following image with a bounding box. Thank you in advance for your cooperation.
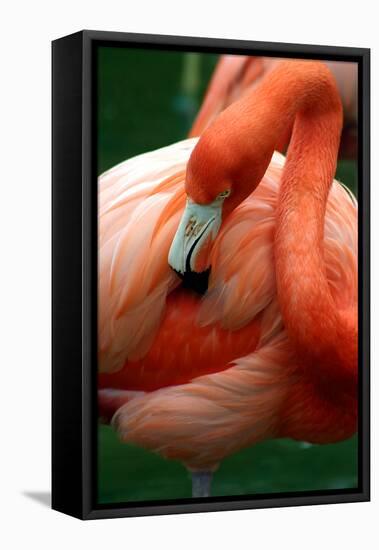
[97,46,358,504]
[98,426,357,503]
[97,46,218,174]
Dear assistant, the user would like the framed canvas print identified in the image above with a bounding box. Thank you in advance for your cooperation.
[52,30,370,519]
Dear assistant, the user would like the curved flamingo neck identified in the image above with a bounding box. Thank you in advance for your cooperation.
[276,109,357,389]
[263,64,357,388]
[193,61,357,388]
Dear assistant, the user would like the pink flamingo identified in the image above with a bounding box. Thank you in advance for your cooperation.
[98,61,357,497]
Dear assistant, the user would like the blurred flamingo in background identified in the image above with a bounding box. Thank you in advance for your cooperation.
[98,61,357,497]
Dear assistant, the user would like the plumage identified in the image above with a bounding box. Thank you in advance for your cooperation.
[99,64,357,480]
[98,134,357,471]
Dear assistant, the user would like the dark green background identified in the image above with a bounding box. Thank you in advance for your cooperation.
[97,46,358,504]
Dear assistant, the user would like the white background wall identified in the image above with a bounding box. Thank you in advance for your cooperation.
[1,1,376,548]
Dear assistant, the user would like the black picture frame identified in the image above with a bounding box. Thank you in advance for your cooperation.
[52,30,370,520]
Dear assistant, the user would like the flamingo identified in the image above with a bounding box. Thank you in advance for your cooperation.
[98,60,357,498]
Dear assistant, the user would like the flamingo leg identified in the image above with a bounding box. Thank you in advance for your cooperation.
[191,471,213,497]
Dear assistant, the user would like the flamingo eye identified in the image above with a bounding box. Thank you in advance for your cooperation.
[217,190,231,199]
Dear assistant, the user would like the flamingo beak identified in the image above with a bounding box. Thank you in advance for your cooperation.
[168,197,223,275]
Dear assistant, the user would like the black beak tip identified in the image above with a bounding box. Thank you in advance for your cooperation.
[173,268,211,295]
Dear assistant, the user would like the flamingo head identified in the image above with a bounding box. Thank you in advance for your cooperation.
[168,189,229,276]
[168,132,255,277]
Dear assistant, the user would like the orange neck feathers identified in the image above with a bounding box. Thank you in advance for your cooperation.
[187,61,357,389]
